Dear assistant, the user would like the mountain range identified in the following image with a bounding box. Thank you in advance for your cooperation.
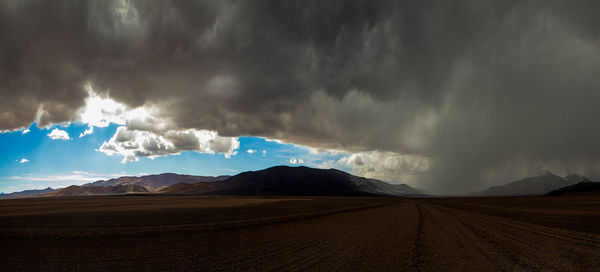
[2,167,599,199]
[476,171,589,196]
[45,184,149,197]
[0,166,422,198]
[88,173,230,191]
[0,187,56,199]
[159,166,422,196]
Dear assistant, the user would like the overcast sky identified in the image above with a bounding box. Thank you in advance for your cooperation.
[2,0,600,194]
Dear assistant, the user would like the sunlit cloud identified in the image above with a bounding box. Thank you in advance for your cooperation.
[47,128,70,140]
[77,86,240,162]
[318,151,432,187]
[79,126,94,138]
[98,126,239,163]
[78,85,130,128]
[289,157,304,164]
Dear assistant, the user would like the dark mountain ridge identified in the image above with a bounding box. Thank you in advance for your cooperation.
[546,180,600,196]
[160,166,422,197]
[477,170,585,196]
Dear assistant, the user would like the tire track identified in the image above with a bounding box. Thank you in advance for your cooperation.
[208,203,407,271]
[97,202,407,271]
[5,196,600,271]
[406,201,424,272]
[291,203,410,271]
[433,203,600,271]
[255,202,409,271]
[330,201,418,271]
[448,205,600,247]
[418,202,520,271]
[0,201,397,240]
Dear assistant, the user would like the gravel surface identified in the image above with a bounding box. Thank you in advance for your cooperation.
[1,195,599,271]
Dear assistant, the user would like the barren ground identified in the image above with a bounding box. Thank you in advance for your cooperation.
[1,195,599,271]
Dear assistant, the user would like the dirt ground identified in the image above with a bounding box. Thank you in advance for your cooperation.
[1,195,599,271]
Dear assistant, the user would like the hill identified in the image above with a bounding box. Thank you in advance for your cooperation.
[89,173,230,191]
[160,166,421,196]
[46,184,149,197]
[477,170,577,196]
[546,180,600,196]
[0,187,56,199]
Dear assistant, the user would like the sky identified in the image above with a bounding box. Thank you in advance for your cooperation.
[2,0,600,194]
[0,121,353,193]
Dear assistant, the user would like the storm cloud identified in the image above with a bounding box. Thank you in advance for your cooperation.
[2,0,600,193]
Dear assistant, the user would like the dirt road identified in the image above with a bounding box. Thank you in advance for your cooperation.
[1,196,599,271]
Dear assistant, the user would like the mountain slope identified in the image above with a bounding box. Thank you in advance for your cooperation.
[478,170,578,196]
[564,174,589,184]
[89,173,230,191]
[161,166,421,196]
[343,172,423,195]
[546,180,600,196]
[0,187,56,199]
[46,184,149,197]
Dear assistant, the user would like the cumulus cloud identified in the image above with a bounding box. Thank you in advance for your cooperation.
[3,1,600,192]
[47,128,70,140]
[79,126,94,138]
[246,149,256,154]
[98,126,239,163]
[19,158,29,163]
[289,157,304,164]
[77,86,239,162]
[21,129,30,135]
[324,151,431,187]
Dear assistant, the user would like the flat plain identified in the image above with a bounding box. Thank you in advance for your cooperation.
[1,195,599,271]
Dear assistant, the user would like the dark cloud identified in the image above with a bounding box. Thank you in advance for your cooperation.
[2,0,600,192]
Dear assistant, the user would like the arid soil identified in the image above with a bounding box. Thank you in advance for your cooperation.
[1,195,599,271]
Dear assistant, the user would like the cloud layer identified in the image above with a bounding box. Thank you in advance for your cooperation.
[2,1,600,192]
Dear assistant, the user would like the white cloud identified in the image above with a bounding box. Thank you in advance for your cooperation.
[262,150,267,156]
[78,86,128,128]
[74,87,241,163]
[8,171,117,188]
[79,126,94,138]
[322,151,432,186]
[247,149,256,154]
[218,168,238,173]
[98,126,239,163]
[47,128,70,140]
[78,86,166,131]
[21,128,30,134]
[19,158,29,163]
[289,157,304,164]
